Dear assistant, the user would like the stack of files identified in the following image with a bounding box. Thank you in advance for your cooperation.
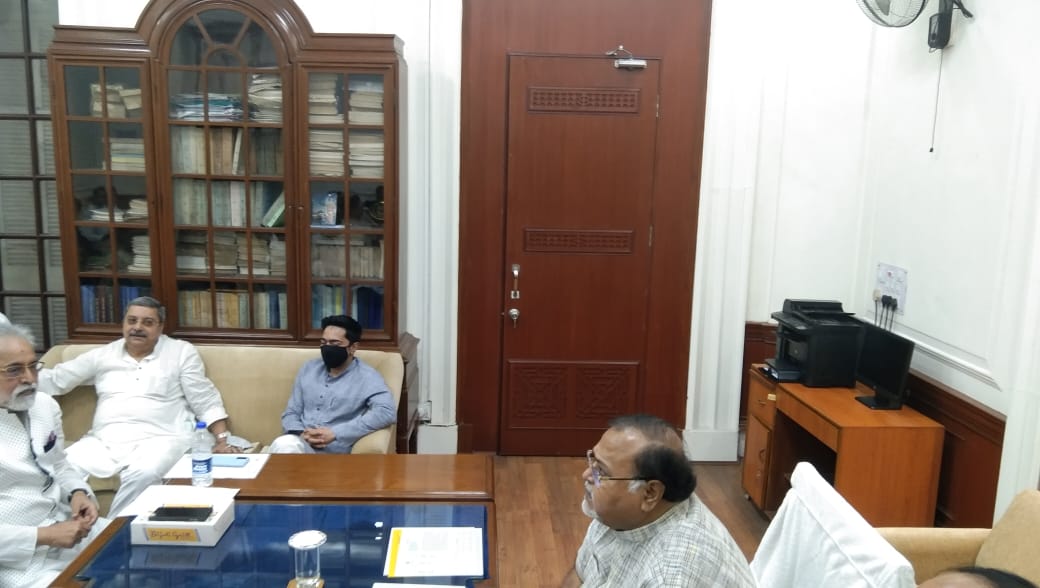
[311,234,347,278]
[90,83,126,118]
[110,137,146,171]
[213,232,238,275]
[236,233,271,276]
[309,75,343,123]
[170,92,244,121]
[248,74,283,122]
[88,208,125,222]
[348,133,384,179]
[175,232,209,274]
[348,79,383,125]
[310,129,345,176]
[127,234,151,273]
[125,198,149,221]
[268,235,286,277]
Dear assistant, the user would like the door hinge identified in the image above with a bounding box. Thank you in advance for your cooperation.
[649,225,654,247]
[656,96,660,118]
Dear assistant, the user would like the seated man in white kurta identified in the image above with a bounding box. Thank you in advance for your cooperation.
[0,322,109,588]
[37,296,239,516]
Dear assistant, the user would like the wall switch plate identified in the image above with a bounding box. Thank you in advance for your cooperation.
[875,262,908,315]
[417,400,433,423]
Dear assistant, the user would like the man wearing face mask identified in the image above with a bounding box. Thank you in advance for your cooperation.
[0,323,109,588]
[269,315,395,454]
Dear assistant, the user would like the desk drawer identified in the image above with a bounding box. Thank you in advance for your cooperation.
[777,390,840,450]
[748,371,777,428]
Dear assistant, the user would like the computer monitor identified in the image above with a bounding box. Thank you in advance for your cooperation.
[855,322,915,410]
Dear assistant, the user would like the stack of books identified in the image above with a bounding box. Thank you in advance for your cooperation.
[347,78,383,125]
[309,129,345,176]
[248,73,283,122]
[308,74,343,123]
[348,132,384,179]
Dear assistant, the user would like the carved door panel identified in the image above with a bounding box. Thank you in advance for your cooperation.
[499,54,660,455]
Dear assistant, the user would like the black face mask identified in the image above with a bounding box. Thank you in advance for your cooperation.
[320,345,350,370]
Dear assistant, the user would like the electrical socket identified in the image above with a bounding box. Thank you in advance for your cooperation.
[874,262,908,315]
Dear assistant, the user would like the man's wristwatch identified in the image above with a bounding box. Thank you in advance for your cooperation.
[68,488,90,501]
[216,431,231,443]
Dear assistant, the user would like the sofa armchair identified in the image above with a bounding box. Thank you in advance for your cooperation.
[39,343,404,514]
[878,489,1040,586]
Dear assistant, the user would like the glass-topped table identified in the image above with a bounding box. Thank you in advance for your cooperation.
[64,503,489,587]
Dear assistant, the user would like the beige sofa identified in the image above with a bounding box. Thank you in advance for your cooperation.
[39,343,403,513]
[878,489,1040,585]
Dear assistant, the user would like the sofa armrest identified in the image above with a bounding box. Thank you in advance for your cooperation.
[351,425,396,454]
[877,527,989,584]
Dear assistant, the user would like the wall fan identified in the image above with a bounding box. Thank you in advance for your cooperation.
[856,0,973,48]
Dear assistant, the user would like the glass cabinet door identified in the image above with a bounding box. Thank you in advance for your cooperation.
[59,64,153,326]
[164,8,288,331]
[305,71,390,334]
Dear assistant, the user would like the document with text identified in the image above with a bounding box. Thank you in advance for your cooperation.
[382,526,484,578]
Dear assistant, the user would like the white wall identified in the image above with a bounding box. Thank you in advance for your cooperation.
[696,0,1040,518]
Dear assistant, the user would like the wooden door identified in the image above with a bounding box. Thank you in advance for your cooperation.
[498,55,660,455]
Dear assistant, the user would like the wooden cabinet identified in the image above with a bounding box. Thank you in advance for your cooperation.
[47,0,402,346]
[742,366,777,510]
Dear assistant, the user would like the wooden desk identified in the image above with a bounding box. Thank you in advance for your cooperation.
[743,365,944,526]
[768,380,944,526]
[170,454,495,503]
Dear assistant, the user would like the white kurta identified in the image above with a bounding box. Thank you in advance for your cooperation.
[0,394,109,588]
[38,335,230,515]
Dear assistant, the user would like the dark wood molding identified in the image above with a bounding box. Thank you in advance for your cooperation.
[740,321,1004,528]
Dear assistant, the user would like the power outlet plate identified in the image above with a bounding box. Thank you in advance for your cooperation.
[417,400,432,423]
[875,262,908,315]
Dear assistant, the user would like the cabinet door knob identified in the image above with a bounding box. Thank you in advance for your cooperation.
[767,393,776,402]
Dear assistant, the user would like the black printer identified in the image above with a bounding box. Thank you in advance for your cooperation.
[766,299,864,387]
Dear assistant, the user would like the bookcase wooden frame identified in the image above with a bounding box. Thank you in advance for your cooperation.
[48,0,402,348]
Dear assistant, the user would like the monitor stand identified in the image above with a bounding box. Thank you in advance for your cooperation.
[855,394,902,411]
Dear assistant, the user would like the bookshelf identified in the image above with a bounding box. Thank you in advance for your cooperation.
[48,0,401,346]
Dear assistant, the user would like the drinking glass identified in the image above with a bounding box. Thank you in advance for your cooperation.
[288,530,326,587]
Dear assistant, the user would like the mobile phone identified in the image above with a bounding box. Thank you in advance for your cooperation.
[212,455,250,468]
[150,506,213,522]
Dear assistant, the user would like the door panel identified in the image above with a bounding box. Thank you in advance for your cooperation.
[499,55,660,455]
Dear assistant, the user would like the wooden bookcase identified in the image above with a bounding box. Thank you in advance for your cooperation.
[47,0,402,347]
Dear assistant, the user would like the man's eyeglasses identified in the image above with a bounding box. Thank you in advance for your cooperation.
[586,449,648,488]
[1,360,44,380]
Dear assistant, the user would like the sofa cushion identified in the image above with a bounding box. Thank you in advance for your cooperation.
[975,489,1040,585]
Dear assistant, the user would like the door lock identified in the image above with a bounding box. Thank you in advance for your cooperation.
[508,308,520,327]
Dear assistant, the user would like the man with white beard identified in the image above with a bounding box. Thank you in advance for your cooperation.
[0,323,107,587]
[561,414,756,587]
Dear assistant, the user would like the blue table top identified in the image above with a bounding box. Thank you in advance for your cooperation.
[76,503,489,587]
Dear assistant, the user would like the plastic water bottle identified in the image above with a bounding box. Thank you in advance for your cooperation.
[191,421,213,487]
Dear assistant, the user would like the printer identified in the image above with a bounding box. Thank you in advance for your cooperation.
[765,299,864,387]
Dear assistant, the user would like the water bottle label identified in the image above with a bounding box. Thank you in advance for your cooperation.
[192,458,212,474]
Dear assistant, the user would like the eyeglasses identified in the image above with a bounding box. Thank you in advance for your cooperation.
[586,449,648,488]
[0,360,44,380]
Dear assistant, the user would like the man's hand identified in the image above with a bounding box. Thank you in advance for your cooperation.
[302,427,336,450]
[213,439,241,454]
[37,518,93,548]
[70,491,98,526]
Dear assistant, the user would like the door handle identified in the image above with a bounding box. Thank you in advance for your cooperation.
[510,264,520,299]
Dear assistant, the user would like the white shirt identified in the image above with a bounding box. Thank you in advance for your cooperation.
[37,335,229,444]
[0,394,104,587]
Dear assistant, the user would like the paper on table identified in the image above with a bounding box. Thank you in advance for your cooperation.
[383,527,484,578]
[119,484,239,518]
[163,453,270,480]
